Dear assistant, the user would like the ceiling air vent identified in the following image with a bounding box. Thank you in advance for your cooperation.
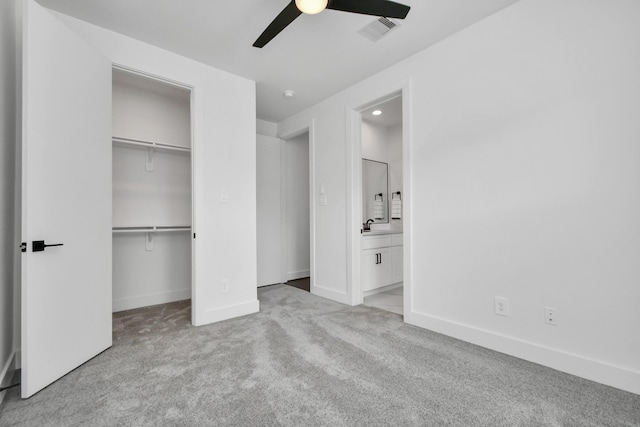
[358,17,399,42]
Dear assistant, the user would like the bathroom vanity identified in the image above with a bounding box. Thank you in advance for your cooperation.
[361,232,403,294]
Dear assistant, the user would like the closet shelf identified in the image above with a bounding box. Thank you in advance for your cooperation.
[112,226,191,234]
[112,136,191,153]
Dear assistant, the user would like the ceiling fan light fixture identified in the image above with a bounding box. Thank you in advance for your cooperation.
[295,0,328,15]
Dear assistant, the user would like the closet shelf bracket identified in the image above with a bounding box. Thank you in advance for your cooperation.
[146,147,155,172]
[145,232,154,251]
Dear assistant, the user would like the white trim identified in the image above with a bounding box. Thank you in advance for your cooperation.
[287,270,310,281]
[0,351,17,406]
[346,107,362,306]
[198,299,260,325]
[312,284,350,305]
[279,138,287,284]
[112,288,191,313]
[401,81,413,318]
[404,310,640,395]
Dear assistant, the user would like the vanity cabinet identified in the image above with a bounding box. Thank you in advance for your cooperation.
[361,233,403,293]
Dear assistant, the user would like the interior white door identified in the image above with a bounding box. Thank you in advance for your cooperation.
[256,134,283,286]
[21,0,112,398]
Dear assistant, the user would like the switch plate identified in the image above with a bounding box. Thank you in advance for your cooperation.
[220,190,229,203]
[494,296,509,316]
[320,195,328,206]
[544,307,558,325]
[221,279,229,293]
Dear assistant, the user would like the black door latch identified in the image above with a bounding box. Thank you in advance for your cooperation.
[32,240,64,252]
[20,242,26,253]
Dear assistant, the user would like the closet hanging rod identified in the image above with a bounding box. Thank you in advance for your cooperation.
[112,226,191,234]
[112,136,191,153]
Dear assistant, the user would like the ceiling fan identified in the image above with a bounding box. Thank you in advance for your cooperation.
[253,0,411,48]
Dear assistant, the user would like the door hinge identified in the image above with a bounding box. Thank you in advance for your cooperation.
[20,242,26,253]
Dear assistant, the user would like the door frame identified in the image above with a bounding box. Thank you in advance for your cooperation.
[346,80,413,312]
[279,121,316,293]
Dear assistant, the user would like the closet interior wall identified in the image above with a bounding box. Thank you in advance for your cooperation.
[112,68,192,312]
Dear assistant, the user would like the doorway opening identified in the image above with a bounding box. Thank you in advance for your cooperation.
[111,67,194,331]
[358,95,404,315]
[256,128,312,293]
[283,131,311,292]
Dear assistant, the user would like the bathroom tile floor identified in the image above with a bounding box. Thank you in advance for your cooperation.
[363,286,403,315]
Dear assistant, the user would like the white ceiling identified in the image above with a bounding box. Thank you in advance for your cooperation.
[37,0,520,123]
[361,95,402,128]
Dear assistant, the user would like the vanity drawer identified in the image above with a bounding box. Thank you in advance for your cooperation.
[361,235,392,250]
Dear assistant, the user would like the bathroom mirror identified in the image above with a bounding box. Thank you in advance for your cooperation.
[362,159,388,224]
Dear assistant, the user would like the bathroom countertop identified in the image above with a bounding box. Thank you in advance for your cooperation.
[361,230,402,236]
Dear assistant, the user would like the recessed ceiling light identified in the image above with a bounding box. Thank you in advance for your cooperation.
[372,110,382,116]
[283,90,295,99]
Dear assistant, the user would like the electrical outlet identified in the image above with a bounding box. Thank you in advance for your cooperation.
[544,307,558,325]
[494,296,509,316]
[221,279,229,293]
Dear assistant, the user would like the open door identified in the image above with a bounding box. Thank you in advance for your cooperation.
[21,0,112,398]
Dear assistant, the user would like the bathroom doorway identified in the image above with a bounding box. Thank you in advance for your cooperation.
[359,96,404,314]
[347,84,411,317]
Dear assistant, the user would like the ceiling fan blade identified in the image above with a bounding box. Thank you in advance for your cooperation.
[327,0,410,19]
[253,1,302,48]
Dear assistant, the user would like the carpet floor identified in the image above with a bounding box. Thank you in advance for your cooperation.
[1,285,638,426]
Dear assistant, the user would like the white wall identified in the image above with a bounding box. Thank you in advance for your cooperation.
[361,121,389,162]
[285,133,310,281]
[279,0,640,394]
[0,0,19,401]
[256,133,282,286]
[112,70,191,147]
[256,119,277,138]
[48,10,258,326]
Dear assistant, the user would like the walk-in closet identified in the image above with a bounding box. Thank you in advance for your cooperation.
[111,68,192,313]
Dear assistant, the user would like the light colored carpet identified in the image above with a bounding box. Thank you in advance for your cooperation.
[1,285,638,426]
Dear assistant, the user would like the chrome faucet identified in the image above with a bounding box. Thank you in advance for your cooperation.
[362,219,374,232]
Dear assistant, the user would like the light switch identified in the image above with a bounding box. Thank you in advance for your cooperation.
[320,195,328,206]
[220,190,229,203]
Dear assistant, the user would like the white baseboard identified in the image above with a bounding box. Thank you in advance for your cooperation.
[113,288,191,313]
[311,283,351,305]
[0,350,17,406]
[404,310,640,395]
[363,282,402,298]
[194,299,260,326]
[287,270,310,281]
